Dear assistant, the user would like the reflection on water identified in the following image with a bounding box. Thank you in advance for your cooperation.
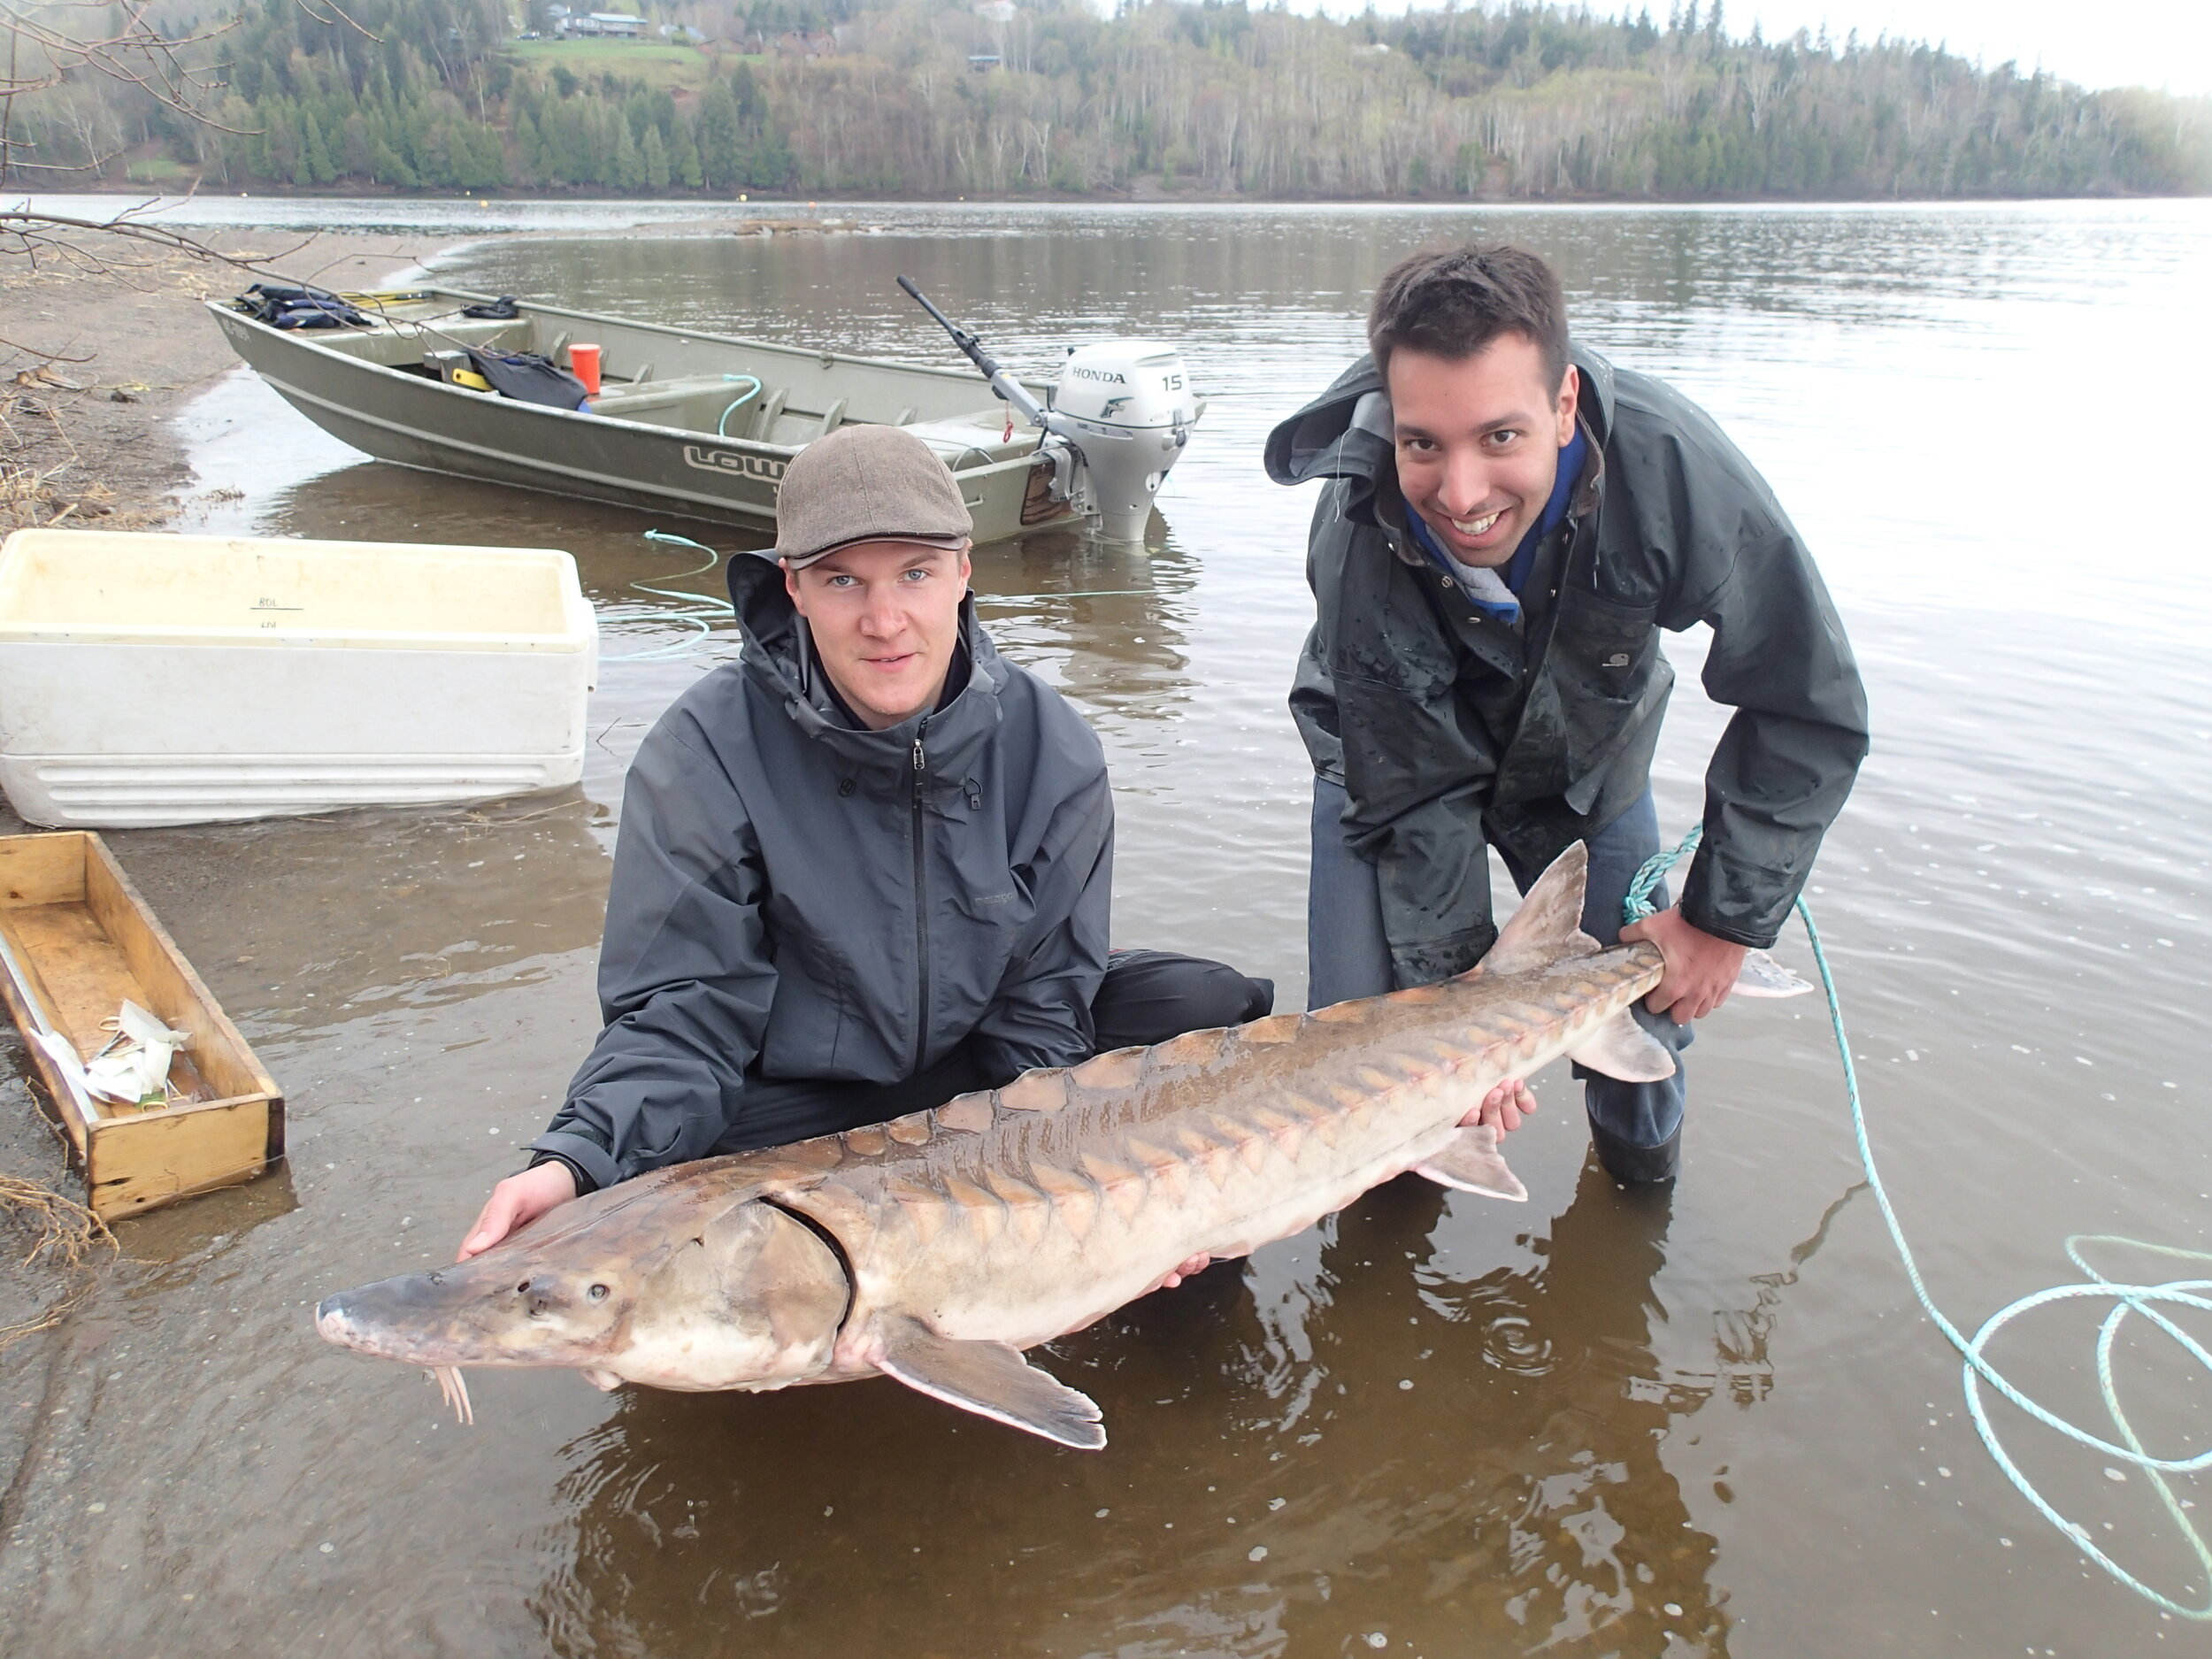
[4,202,2210,1659]
[972,531,1198,738]
[530,1164,1734,1657]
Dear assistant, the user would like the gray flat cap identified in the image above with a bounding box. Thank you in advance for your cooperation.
[775,423,972,567]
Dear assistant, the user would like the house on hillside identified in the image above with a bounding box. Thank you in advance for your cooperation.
[560,12,645,37]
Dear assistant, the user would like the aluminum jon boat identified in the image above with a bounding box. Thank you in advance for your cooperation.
[207,285,1203,542]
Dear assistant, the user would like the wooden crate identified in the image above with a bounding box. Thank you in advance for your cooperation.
[0,832,283,1220]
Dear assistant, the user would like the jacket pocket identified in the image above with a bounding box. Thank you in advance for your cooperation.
[1541,588,1664,796]
[1552,588,1660,707]
[758,926,852,1078]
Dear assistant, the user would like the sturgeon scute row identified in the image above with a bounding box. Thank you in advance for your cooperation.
[315,844,1804,1448]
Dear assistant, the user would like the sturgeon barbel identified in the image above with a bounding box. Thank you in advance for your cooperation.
[317,844,1806,1448]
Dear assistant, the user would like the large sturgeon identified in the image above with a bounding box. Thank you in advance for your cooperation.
[317,844,1806,1448]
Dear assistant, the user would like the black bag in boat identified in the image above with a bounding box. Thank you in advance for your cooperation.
[462,347,590,411]
[459,296,522,319]
[237,284,371,329]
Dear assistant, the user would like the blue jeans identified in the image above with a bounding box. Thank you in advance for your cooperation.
[1306,776,1691,1152]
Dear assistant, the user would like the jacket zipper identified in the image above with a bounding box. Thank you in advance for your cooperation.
[909,717,930,1077]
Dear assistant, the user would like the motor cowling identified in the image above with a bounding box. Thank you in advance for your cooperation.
[1049,340,1202,541]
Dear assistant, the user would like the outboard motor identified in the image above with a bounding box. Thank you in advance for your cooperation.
[1047,341,1200,541]
[898,279,1203,543]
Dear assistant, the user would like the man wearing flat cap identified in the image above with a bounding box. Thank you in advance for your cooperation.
[460,424,1272,1259]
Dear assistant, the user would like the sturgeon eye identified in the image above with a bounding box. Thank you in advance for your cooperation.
[588,1284,610,1302]
[516,1280,531,1294]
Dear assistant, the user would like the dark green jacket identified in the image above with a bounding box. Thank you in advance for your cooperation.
[1265,347,1868,983]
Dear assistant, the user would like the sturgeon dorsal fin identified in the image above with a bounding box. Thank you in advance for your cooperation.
[874,1315,1107,1450]
[1414,1124,1528,1201]
[1478,842,1601,978]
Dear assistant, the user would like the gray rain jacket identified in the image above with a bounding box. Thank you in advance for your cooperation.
[1266,347,1869,985]
[528,553,1113,1193]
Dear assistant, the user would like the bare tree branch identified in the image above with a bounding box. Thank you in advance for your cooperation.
[0,333,92,364]
[1,206,320,281]
[0,0,386,185]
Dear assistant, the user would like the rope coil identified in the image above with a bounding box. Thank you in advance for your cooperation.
[595,531,738,664]
[1630,828,2212,1618]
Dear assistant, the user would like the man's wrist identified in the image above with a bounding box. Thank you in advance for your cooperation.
[527,1122,618,1194]
[1673,898,1773,953]
[526,1149,595,1196]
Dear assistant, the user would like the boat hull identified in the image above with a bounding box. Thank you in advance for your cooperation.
[208,292,1076,542]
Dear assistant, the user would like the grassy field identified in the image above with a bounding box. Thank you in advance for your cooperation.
[123,151,195,183]
[504,39,720,88]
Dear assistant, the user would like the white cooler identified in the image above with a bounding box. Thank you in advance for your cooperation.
[0,530,599,827]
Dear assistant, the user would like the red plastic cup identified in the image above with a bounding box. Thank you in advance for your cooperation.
[569,342,602,398]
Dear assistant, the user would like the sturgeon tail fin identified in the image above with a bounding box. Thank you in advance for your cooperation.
[1734,949,1814,998]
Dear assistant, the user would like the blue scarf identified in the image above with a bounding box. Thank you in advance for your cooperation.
[1408,423,1587,624]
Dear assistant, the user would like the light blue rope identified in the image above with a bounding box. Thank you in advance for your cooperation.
[1628,827,2212,1618]
[715,376,764,438]
[595,530,738,664]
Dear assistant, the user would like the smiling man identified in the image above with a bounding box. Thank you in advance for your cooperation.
[459,424,1274,1260]
[1267,244,1869,1182]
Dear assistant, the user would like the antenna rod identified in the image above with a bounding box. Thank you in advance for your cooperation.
[896,275,1047,428]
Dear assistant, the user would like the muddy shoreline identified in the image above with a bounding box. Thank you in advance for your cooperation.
[2,227,462,533]
[0,223,472,1514]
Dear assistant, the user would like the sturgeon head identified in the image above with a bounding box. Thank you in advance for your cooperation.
[314,1163,850,1416]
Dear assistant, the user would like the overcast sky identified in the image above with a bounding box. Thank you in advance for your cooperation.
[1299,0,2212,97]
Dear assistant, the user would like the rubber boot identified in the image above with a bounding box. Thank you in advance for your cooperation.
[1590,1117,1681,1185]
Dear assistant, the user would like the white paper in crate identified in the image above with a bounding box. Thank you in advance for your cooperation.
[71,1000,193,1104]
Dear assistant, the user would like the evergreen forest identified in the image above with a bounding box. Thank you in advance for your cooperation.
[9,0,2208,200]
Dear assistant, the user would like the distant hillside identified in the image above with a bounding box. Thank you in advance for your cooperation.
[9,0,2209,199]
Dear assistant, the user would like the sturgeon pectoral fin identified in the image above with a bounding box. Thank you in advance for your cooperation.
[1414,1125,1527,1202]
[1566,1009,1678,1082]
[874,1315,1107,1451]
[1732,949,1814,998]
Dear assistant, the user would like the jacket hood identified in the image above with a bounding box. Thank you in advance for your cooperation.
[1263,346,1620,491]
[724,549,1005,767]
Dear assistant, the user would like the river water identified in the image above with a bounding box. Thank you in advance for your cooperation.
[4,199,2209,1656]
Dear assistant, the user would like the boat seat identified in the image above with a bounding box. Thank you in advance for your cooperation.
[322,317,534,365]
[590,375,755,420]
[394,318,532,349]
[902,413,1025,462]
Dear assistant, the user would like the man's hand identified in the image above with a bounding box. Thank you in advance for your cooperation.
[1619,905,1747,1024]
[1160,1252,1213,1289]
[457,1161,578,1262]
[1462,1076,1536,1134]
